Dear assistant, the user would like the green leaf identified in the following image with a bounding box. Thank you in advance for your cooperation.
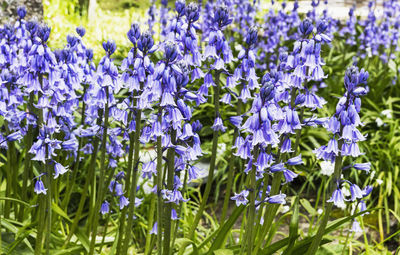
[200,205,245,254]
[260,207,380,254]
[388,59,397,73]
[213,249,234,255]
[52,246,85,255]
[6,229,34,254]
[176,238,199,255]
[282,197,299,254]
[52,202,72,222]
[1,218,34,253]
[300,199,317,216]
[0,197,31,207]
[75,228,89,253]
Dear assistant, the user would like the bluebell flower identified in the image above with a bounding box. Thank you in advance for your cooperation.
[6,131,23,142]
[100,201,110,215]
[76,26,86,37]
[351,220,362,233]
[362,186,373,197]
[211,116,226,132]
[266,194,286,204]
[54,162,68,179]
[349,183,363,201]
[150,222,158,235]
[34,178,47,195]
[188,165,201,182]
[171,208,179,220]
[119,195,130,210]
[283,169,298,183]
[231,190,249,206]
[286,154,303,165]
[17,6,27,19]
[327,187,346,208]
[142,161,157,178]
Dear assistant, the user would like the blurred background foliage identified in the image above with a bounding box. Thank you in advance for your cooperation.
[43,0,152,61]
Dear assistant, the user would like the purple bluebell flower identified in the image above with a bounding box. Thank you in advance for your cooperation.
[76,26,86,37]
[142,161,157,178]
[351,220,362,233]
[287,154,303,165]
[267,194,286,204]
[17,6,27,19]
[327,187,346,208]
[119,196,130,210]
[34,178,47,195]
[353,162,371,172]
[350,183,363,201]
[231,190,249,206]
[100,201,110,215]
[54,162,68,179]
[212,116,226,132]
[150,222,158,235]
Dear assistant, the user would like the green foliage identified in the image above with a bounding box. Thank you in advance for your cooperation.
[1,1,400,254]
[43,0,150,62]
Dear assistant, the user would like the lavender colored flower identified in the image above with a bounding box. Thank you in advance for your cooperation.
[100,201,110,215]
[231,190,249,206]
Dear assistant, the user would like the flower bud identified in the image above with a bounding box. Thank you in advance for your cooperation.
[67,34,78,48]
[137,31,154,53]
[17,6,27,19]
[299,19,313,36]
[76,26,86,37]
[185,2,199,22]
[246,27,258,46]
[164,42,178,62]
[37,24,51,42]
[213,5,232,28]
[316,19,328,34]
[260,82,275,103]
[102,40,116,55]
[175,0,186,16]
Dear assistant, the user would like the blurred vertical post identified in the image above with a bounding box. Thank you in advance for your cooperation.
[88,0,96,21]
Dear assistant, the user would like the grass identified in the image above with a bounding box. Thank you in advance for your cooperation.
[43,0,151,61]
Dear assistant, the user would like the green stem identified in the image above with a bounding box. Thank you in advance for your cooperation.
[306,91,352,255]
[163,130,176,255]
[144,193,156,255]
[34,194,46,255]
[19,94,34,221]
[89,88,110,255]
[189,70,221,238]
[245,149,259,254]
[252,136,285,254]
[115,112,134,254]
[253,171,283,253]
[292,107,304,156]
[99,162,117,254]
[156,109,163,255]
[46,151,52,255]
[253,158,271,242]
[4,138,12,219]
[63,111,103,247]
[61,89,87,210]
[220,97,242,224]
[99,210,111,254]
[308,176,325,235]
[306,140,344,255]
[4,122,16,219]
[121,108,143,254]
[170,168,188,252]
[34,87,46,255]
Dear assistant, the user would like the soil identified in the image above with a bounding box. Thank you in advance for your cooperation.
[1,0,43,24]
